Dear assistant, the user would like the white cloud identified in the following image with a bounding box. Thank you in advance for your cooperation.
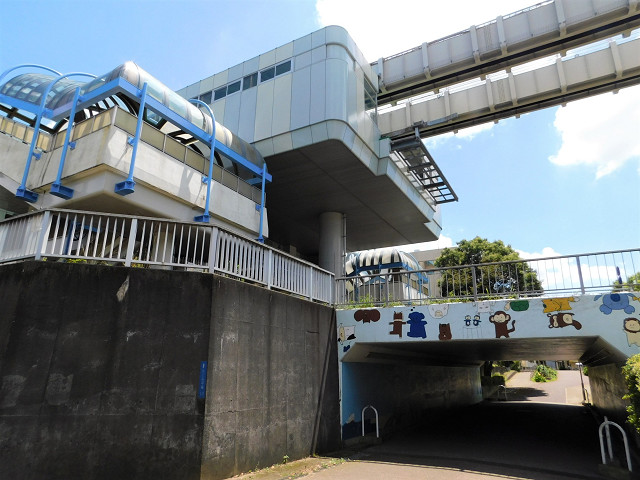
[516,247,563,260]
[549,87,640,179]
[315,0,537,61]
[424,122,495,149]
[396,234,455,253]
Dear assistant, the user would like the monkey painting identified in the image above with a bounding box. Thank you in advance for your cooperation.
[624,317,640,347]
[547,312,582,330]
[489,311,516,338]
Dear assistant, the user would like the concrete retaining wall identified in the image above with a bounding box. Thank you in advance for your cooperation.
[0,261,339,480]
[201,274,340,479]
[587,363,630,423]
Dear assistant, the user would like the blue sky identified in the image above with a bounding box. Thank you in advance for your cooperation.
[1,0,639,258]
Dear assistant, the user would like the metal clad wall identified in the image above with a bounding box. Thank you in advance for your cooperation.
[272,75,292,137]
[223,93,241,135]
[211,98,225,125]
[238,88,257,142]
[255,81,274,141]
[325,58,348,122]
[290,67,311,130]
[310,62,326,124]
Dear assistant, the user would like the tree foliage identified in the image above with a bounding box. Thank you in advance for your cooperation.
[434,237,543,298]
[622,353,640,434]
[614,271,640,292]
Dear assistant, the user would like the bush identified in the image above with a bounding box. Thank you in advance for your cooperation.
[622,354,640,434]
[532,364,558,383]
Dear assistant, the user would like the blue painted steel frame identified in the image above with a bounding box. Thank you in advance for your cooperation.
[12,71,95,203]
[114,82,148,195]
[1,66,272,210]
[189,98,217,223]
[51,77,96,199]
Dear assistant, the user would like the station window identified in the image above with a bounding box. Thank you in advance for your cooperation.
[226,80,241,95]
[200,91,212,104]
[212,59,293,102]
[260,66,275,82]
[243,73,258,90]
[275,60,291,76]
[214,86,227,101]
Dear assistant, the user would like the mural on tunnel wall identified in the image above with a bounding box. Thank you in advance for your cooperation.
[337,293,640,439]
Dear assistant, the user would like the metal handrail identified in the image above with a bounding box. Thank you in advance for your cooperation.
[0,209,334,304]
[335,248,640,307]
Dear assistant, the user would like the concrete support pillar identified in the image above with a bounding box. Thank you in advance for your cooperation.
[319,212,344,277]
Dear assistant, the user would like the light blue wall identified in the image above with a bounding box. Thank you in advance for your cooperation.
[337,293,640,439]
[337,294,640,361]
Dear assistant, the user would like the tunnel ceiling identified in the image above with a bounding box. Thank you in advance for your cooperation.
[342,336,626,367]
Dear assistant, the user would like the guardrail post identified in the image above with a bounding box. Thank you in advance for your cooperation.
[34,210,51,260]
[208,227,219,273]
[575,256,586,294]
[266,249,274,290]
[472,267,479,301]
[308,267,314,301]
[124,218,138,267]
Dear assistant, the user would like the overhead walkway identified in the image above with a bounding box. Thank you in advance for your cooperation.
[377,33,640,139]
[372,0,640,104]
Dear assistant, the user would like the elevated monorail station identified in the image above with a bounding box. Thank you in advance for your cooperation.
[2,1,640,479]
[2,0,639,278]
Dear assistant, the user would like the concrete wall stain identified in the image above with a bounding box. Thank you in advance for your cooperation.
[0,261,340,480]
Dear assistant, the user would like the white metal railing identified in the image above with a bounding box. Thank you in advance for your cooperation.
[336,248,640,307]
[0,209,334,304]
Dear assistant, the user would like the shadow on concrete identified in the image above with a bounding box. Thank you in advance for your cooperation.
[341,402,606,480]
[500,386,549,401]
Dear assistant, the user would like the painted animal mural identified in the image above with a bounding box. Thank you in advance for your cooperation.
[390,311,406,337]
[547,312,582,330]
[505,300,529,312]
[354,309,380,323]
[489,311,516,338]
[462,314,482,339]
[338,324,356,353]
[428,304,449,319]
[595,293,638,314]
[407,310,427,338]
[542,297,577,313]
[438,323,452,340]
[624,317,640,347]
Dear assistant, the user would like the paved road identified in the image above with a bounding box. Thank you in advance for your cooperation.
[305,371,608,480]
[506,370,591,404]
[232,371,627,480]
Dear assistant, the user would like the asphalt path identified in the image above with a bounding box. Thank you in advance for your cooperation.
[305,370,610,480]
[231,371,630,480]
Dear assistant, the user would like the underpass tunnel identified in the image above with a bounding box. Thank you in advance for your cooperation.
[338,325,632,443]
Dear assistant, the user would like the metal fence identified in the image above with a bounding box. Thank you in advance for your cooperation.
[335,248,640,307]
[0,209,334,304]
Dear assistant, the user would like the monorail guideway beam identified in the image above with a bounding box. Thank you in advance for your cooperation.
[373,0,640,105]
[377,35,640,141]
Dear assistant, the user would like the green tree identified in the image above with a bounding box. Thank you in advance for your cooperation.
[622,353,640,434]
[614,271,640,292]
[434,237,543,298]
